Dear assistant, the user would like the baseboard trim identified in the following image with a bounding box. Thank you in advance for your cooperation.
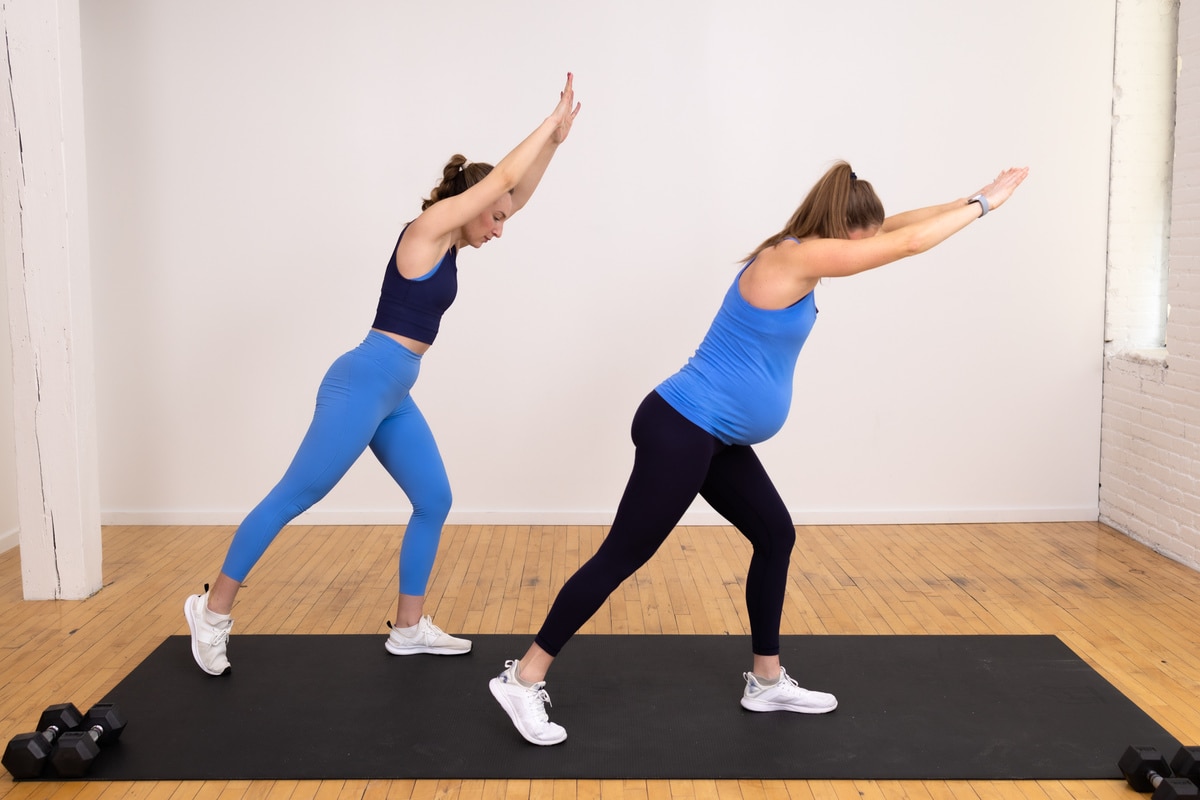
[100,506,1099,527]
[0,526,18,553]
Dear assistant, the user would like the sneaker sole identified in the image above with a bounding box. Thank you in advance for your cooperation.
[384,641,472,656]
[740,697,838,714]
[183,595,230,677]
[487,678,568,746]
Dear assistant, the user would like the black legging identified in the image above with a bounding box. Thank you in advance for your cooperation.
[535,390,797,657]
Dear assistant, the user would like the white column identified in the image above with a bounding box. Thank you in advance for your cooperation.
[1105,0,1179,351]
[1,0,102,599]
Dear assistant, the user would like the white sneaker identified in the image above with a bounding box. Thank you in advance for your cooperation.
[183,587,233,676]
[384,616,471,655]
[740,667,837,713]
[488,660,567,746]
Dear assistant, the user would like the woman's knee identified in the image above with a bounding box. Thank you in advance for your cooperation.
[751,519,796,558]
[411,476,453,522]
[775,522,797,551]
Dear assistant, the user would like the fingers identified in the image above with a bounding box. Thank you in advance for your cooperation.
[560,72,574,104]
[997,168,1029,194]
[555,74,576,115]
[979,167,1029,212]
[1001,166,1029,183]
[549,73,580,143]
[975,167,1024,198]
[555,74,580,131]
[982,167,1029,194]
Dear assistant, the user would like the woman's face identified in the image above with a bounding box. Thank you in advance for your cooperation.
[463,194,514,248]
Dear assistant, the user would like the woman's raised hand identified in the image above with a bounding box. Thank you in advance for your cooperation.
[974,167,1030,212]
[550,72,582,144]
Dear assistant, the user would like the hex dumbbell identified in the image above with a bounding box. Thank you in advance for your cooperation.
[1119,745,1200,799]
[49,703,126,778]
[2,703,85,779]
[1175,748,1200,785]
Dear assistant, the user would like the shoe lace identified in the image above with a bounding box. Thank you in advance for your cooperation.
[500,662,553,710]
[207,620,231,647]
[503,661,554,722]
[523,685,553,722]
[417,615,443,637]
[746,668,801,695]
[775,668,807,698]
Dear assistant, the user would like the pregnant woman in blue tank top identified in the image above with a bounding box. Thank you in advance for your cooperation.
[490,160,1029,745]
[184,75,581,677]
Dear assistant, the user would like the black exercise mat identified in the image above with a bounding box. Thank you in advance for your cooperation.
[63,634,1177,781]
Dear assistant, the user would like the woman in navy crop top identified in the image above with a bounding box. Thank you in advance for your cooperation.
[184,75,581,677]
[490,161,1029,745]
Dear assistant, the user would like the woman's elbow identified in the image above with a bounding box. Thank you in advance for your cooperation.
[492,163,522,193]
[900,232,933,258]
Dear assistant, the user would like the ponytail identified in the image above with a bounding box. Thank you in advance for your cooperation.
[421,154,495,210]
[746,161,885,261]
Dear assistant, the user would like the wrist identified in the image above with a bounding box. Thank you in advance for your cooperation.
[967,194,990,218]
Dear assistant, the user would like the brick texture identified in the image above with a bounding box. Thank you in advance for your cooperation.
[1100,1,1200,569]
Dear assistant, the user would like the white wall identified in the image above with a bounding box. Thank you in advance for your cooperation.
[79,0,1115,527]
[0,179,16,549]
[1100,0,1200,570]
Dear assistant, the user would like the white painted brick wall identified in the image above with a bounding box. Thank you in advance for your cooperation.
[1100,0,1200,570]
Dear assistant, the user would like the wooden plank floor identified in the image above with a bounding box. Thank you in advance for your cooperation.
[2,520,1200,799]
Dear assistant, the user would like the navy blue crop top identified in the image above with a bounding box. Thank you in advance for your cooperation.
[371,225,459,345]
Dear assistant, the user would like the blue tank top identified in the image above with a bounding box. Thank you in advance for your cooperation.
[655,263,818,445]
[371,225,458,344]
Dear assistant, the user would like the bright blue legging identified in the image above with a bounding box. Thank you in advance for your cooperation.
[221,331,452,595]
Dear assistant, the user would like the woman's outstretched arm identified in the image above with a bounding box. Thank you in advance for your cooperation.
[398,73,581,272]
